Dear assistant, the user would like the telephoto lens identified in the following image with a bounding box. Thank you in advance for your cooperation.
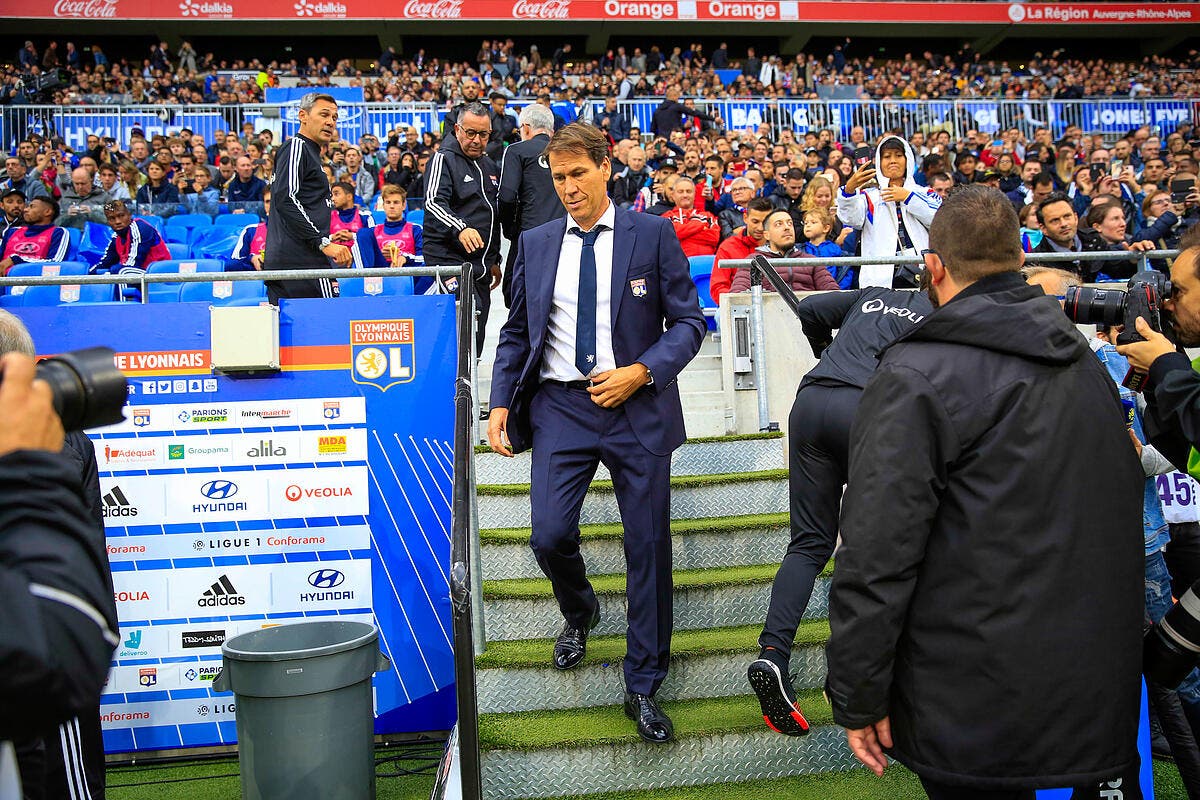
[36,347,128,431]
[1062,285,1127,327]
[1145,579,1200,688]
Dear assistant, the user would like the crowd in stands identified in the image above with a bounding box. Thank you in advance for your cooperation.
[2,37,1198,107]
[0,53,1197,305]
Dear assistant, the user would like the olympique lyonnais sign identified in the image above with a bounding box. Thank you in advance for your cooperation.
[16,0,1197,21]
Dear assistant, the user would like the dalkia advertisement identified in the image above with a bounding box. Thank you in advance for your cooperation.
[18,296,457,752]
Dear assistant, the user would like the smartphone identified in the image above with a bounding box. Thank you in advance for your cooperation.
[1110,163,1122,179]
[104,137,116,145]
[853,146,872,168]
[1088,164,1106,184]
[1171,177,1196,204]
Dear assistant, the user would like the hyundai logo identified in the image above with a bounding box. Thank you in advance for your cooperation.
[200,480,238,500]
[307,569,345,589]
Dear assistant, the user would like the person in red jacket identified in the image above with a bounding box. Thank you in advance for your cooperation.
[729,209,839,293]
[661,176,720,258]
[711,196,772,304]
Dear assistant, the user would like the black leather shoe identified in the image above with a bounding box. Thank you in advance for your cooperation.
[624,691,673,744]
[552,605,600,670]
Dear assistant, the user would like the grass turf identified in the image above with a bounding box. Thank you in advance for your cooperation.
[483,560,834,601]
[479,690,830,750]
[477,469,787,496]
[480,512,788,544]
[476,620,831,670]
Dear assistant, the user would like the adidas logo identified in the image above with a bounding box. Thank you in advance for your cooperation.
[198,574,246,608]
[102,486,139,519]
[462,174,474,182]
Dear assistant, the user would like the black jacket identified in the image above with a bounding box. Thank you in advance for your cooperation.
[650,99,715,137]
[498,133,565,302]
[1032,227,1137,282]
[826,272,1144,789]
[0,450,118,740]
[610,165,651,208]
[266,132,337,298]
[422,134,500,279]
[1146,351,1200,473]
[594,108,631,143]
[797,287,933,391]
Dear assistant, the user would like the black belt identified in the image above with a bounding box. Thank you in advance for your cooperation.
[543,379,592,391]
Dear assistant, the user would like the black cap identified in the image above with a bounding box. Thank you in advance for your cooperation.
[658,158,678,170]
[1,188,26,201]
[804,147,818,154]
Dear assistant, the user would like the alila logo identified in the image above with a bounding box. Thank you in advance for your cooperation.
[102,485,138,518]
[198,574,246,607]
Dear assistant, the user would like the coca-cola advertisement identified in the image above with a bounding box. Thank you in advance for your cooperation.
[402,0,464,17]
[511,0,571,18]
[52,0,119,17]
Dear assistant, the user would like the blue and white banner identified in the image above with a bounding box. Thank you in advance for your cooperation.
[17,296,458,752]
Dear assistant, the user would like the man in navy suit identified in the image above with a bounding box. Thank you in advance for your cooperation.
[488,123,706,744]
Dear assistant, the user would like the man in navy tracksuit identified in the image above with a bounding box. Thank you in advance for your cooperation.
[423,102,501,355]
[748,281,933,736]
[265,93,352,302]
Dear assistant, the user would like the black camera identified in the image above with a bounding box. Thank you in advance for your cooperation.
[35,347,128,431]
[1063,271,1171,346]
[1145,578,1200,689]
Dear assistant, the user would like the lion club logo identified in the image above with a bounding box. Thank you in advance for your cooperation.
[350,320,416,392]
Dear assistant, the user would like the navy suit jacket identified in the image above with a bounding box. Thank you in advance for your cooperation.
[490,203,706,456]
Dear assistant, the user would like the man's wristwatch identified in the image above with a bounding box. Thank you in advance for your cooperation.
[320,236,333,249]
[644,365,654,385]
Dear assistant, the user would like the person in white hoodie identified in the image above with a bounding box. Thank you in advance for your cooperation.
[836,134,941,288]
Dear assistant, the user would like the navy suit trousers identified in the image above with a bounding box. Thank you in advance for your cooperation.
[528,381,673,696]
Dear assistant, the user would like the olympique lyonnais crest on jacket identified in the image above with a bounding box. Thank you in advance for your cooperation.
[350,319,416,392]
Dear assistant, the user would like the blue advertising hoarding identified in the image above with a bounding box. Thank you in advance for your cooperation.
[16,296,458,752]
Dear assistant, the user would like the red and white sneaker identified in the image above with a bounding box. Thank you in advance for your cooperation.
[747,657,810,736]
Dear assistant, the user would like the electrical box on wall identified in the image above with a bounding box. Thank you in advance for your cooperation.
[210,304,280,373]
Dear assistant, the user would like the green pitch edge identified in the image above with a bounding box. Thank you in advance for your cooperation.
[483,561,835,601]
[477,620,831,670]
[479,689,831,751]
[536,765,929,800]
[473,431,783,455]
[480,512,789,544]
[478,469,788,496]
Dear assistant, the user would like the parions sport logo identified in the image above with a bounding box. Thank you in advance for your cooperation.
[350,319,415,392]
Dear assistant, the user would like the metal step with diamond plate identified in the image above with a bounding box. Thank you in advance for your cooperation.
[479,513,789,581]
[475,620,830,714]
[481,564,830,642]
[478,692,857,800]
[477,469,787,530]
[474,432,784,486]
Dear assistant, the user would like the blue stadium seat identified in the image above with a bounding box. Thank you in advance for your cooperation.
[1,261,89,307]
[193,228,242,263]
[145,259,224,303]
[692,273,718,332]
[214,213,260,227]
[371,210,388,225]
[22,283,116,306]
[166,242,191,260]
[180,279,267,305]
[64,226,82,261]
[688,255,715,280]
[405,209,424,227]
[338,275,415,297]
[165,214,212,245]
[136,215,165,235]
[78,221,113,267]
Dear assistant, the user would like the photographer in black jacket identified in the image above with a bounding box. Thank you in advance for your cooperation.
[0,349,118,795]
[1118,228,1200,474]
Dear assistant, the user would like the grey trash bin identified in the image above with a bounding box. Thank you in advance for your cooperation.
[212,621,392,800]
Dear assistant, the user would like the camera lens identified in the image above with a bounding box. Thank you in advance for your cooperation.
[1146,581,1200,688]
[36,347,128,431]
[1063,286,1126,327]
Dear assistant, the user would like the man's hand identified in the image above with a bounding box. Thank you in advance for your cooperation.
[1122,240,1155,253]
[250,253,264,270]
[588,363,651,409]
[880,186,911,204]
[459,227,484,253]
[1115,316,1177,374]
[0,256,13,275]
[322,242,352,266]
[844,164,876,193]
[1129,429,1143,459]
[846,717,892,778]
[487,408,513,457]
[0,352,64,458]
[330,229,355,243]
[490,264,502,290]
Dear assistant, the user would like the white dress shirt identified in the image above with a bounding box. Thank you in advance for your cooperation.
[541,201,617,382]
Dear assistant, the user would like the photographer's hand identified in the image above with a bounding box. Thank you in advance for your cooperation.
[0,353,64,457]
[1116,316,1177,375]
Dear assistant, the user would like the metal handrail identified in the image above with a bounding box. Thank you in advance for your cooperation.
[719,249,1183,271]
